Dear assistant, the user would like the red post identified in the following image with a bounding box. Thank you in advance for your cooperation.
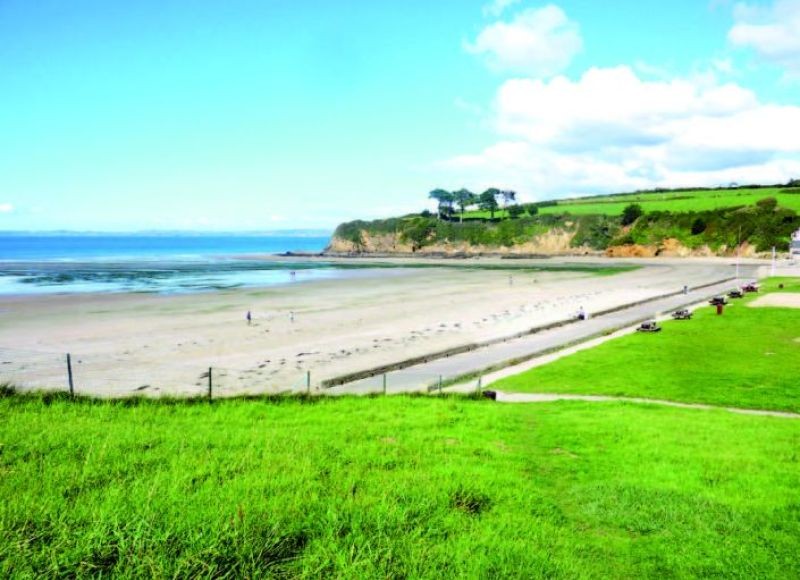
[716,304,724,316]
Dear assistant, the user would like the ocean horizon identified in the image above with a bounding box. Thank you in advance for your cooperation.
[0,232,346,295]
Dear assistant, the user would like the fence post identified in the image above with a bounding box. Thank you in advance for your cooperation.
[66,353,74,397]
[207,367,213,400]
[438,375,443,395]
[477,375,482,395]
[382,373,387,395]
[306,371,311,394]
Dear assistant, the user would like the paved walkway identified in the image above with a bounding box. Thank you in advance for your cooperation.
[490,391,800,420]
[329,268,758,395]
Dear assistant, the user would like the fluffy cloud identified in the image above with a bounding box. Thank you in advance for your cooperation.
[0,203,13,213]
[440,66,800,197]
[466,5,582,77]
[729,0,800,75]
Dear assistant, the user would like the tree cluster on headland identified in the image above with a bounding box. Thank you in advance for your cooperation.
[428,188,535,221]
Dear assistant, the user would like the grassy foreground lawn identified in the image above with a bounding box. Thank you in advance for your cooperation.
[1,394,799,577]
[495,278,800,412]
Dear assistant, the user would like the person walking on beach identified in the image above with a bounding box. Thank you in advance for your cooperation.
[246,311,252,325]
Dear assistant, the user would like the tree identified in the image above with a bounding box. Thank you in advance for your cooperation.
[452,188,475,222]
[428,189,454,220]
[621,203,643,226]
[499,190,517,208]
[479,189,500,219]
[507,204,524,219]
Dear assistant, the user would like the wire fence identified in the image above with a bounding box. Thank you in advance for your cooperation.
[0,346,314,399]
[0,346,486,399]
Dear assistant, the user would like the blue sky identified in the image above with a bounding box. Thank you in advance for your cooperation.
[1,0,799,231]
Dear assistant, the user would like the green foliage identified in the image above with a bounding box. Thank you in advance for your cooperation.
[691,217,707,235]
[478,190,500,218]
[621,203,644,226]
[452,188,476,218]
[1,394,799,577]
[337,193,799,253]
[756,196,778,211]
[523,203,539,216]
[495,278,800,412]
[571,215,621,249]
[507,204,524,219]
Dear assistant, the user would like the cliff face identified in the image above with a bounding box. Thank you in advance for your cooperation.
[327,228,594,256]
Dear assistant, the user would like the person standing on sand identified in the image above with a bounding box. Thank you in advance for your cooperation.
[246,311,252,325]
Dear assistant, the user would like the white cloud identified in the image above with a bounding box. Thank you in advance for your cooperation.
[466,5,582,77]
[0,203,13,213]
[439,66,800,197]
[729,0,800,75]
[482,0,522,17]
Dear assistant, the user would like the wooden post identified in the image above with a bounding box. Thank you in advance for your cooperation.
[207,367,213,400]
[66,353,74,397]
[306,371,311,394]
[382,373,387,395]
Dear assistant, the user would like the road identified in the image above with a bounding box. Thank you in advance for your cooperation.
[327,264,760,395]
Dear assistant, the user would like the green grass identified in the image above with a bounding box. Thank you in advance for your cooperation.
[456,188,800,219]
[1,394,799,577]
[495,277,800,412]
[540,187,800,216]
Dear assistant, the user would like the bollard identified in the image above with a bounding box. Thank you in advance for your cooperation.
[66,353,74,397]
[207,367,213,400]
[438,375,443,395]
[306,371,311,394]
[477,375,482,394]
[382,373,387,395]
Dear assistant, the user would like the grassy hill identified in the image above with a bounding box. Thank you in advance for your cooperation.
[331,185,800,256]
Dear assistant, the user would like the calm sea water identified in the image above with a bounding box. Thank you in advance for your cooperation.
[0,233,329,261]
[0,233,370,295]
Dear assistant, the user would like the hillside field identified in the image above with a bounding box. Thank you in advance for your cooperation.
[494,277,800,412]
[462,186,800,219]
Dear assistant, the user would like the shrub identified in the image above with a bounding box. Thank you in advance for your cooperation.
[507,205,524,219]
[691,218,707,235]
[621,204,643,226]
[756,197,778,212]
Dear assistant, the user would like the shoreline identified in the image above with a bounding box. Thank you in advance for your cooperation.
[0,258,750,398]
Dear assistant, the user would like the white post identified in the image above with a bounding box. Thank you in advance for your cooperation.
[772,246,776,277]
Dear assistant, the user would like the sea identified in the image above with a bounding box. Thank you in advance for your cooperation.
[0,233,376,295]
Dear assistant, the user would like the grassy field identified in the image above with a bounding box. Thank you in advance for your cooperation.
[460,187,800,219]
[542,187,800,215]
[494,277,800,412]
[1,393,799,578]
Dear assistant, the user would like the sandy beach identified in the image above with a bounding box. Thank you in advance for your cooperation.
[0,257,750,396]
